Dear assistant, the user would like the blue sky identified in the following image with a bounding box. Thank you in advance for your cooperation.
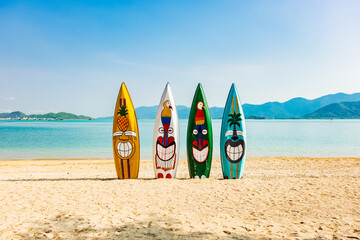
[1,0,359,117]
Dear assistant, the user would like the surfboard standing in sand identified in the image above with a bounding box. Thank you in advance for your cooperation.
[112,83,140,179]
[153,83,179,178]
[220,83,246,179]
[187,83,213,179]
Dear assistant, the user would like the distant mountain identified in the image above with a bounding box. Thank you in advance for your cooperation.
[26,112,93,120]
[303,101,360,119]
[243,92,360,119]
[96,116,113,120]
[0,111,93,120]
[134,105,192,119]
[209,107,225,119]
[133,105,224,119]
[134,105,195,119]
[97,92,360,120]
[177,105,191,119]
[100,105,224,120]
[0,111,26,119]
[134,106,158,119]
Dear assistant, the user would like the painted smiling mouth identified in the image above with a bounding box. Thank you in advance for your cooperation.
[156,141,175,161]
[225,139,245,163]
[192,146,209,163]
[156,141,176,170]
[117,141,133,158]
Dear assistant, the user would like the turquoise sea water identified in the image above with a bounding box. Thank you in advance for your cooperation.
[0,119,360,160]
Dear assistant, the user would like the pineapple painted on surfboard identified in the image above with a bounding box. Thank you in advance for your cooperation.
[112,83,140,179]
[117,105,129,131]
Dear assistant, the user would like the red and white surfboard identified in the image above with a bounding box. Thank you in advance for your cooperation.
[153,83,179,178]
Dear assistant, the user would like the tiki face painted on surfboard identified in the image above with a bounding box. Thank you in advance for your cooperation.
[187,83,213,179]
[113,83,140,179]
[220,83,246,179]
[153,83,179,178]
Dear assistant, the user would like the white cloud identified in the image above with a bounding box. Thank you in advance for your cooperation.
[4,97,15,101]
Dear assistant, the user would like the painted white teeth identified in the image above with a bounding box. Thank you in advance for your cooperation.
[156,143,175,161]
[117,142,133,158]
[192,146,209,163]
[156,142,176,169]
[226,144,243,161]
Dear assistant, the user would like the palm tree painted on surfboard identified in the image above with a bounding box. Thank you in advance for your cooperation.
[224,111,245,165]
[227,112,241,141]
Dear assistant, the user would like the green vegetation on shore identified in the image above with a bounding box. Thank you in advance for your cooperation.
[27,112,93,120]
[0,112,93,120]
[243,92,360,119]
[303,101,360,119]
[0,111,26,119]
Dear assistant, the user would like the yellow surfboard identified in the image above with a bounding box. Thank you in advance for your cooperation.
[112,83,140,179]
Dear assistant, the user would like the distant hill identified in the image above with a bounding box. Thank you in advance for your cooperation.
[128,92,360,119]
[134,106,158,119]
[134,105,193,119]
[209,107,225,119]
[133,105,224,119]
[101,105,224,120]
[134,105,194,119]
[96,92,360,120]
[26,112,93,120]
[0,111,93,120]
[5,92,355,120]
[303,101,360,119]
[177,105,191,119]
[0,111,26,119]
[177,106,224,119]
[243,92,360,119]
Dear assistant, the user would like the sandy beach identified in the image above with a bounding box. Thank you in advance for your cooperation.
[0,157,359,240]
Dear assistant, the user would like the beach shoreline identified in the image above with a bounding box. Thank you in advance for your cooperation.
[1,157,359,239]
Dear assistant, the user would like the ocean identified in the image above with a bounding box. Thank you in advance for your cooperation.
[0,119,359,160]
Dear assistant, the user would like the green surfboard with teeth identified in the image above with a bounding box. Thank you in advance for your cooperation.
[186,83,213,179]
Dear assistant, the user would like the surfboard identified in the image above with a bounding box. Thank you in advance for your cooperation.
[220,83,246,179]
[153,82,179,178]
[186,83,213,179]
[112,82,140,179]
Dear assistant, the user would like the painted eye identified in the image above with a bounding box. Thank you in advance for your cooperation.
[168,127,173,134]
[202,129,208,135]
[167,101,171,107]
[158,127,164,134]
[193,129,198,135]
